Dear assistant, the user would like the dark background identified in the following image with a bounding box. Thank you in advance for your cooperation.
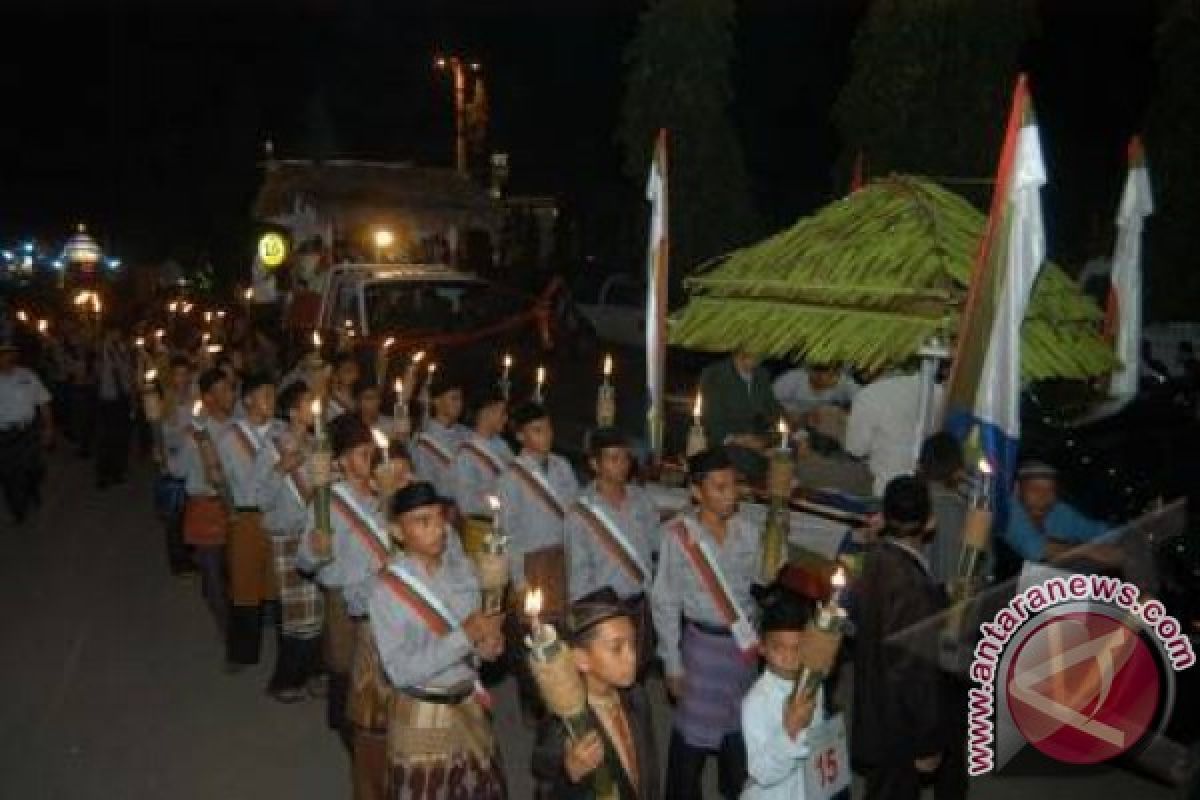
[0,0,1161,283]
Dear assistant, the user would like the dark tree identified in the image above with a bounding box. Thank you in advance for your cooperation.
[618,0,760,281]
[1145,0,1200,319]
[832,0,1034,204]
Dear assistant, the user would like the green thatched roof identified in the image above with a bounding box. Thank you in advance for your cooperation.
[669,175,1116,381]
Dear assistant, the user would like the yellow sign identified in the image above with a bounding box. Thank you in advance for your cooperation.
[257,232,288,269]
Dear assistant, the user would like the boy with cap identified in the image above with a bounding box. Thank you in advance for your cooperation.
[256,381,323,702]
[180,367,236,630]
[852,475,964,800]
[452,388,514,517]
[740,585,824,800]
[413,370,470,500]
[368,481,507,799]
[532,587,661,800]
[566,427,658,700]
[497,401,580,722]
[651,446,762,800]
[302,412,393,744]
[214,371,281,669]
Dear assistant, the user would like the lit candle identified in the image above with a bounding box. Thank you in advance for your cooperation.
[534,366,546,403]
[182,302,193,314]
[502,353,513,381]
[393,378,405,415]
[794,565,848,698]
[686,391,708,458]
[487,494,502,534]
[191,399,205,432]
[596,356,615,427]
[206,344,222,355]
[312,398,324,439]
[204,311,213,324]
[154,328,165,341]
[524,587,545,643]
[202,332,211,347]
[243,288,254,302]
[216,310,226,320]
[411,350,426,367]
[778,417,790,451]
[602,354,613,386]
[373,428,390,463]
[135,336,145,350]
[827,566,847,618]
[37,319,48,335]
[693,392,703,423]
[17,310,29,322]
[168,301,178,314]
[312,330,322,354]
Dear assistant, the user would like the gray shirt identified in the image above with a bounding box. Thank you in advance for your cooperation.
[214,418,278,508]
[452,433,515,516]
[651,510,762,678]
[413,419,471,499]
[368,551,481,690]
[772,368,859,417]
[566,483,659,602]
[255,428,314,537]
[181,414,232,497]
[497,452,580,585]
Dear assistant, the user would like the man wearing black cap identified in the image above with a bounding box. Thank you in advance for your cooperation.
[852,475,965,800]
[368,481,506,799]
[214,371,281,669]
[652,446,763,800]
[413,369,471,500]
[532,587,660,800]
[0,338,53,524]
[1002,460,1108,565]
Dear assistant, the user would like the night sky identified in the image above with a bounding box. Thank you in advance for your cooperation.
[0,0,1160,278]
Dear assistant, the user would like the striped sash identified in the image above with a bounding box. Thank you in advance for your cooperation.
[332,483,390,565]
[462,438,505,477]
[511,459,566,519]
[417,433,455,468]
[575,496,647,585]
[673,517,759,654]
[381,563,459,636]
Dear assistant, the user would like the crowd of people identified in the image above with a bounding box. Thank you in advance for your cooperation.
[0,304,1128,800]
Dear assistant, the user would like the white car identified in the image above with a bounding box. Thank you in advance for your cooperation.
[574,274,646,349]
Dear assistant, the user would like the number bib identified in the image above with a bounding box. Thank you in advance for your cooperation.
[804,712,850,800]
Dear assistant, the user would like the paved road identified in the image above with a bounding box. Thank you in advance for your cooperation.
[0,449,1183,799]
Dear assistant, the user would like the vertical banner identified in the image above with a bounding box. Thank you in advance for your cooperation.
[1105,137,1152,406]
[645,129,669,459]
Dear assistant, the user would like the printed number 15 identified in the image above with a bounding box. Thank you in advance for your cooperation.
[816,748,839,787]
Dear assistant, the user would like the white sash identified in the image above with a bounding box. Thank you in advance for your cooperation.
[386,562,461,630]
[232,420,263,460]
[264,435,306,510]
[512,457,566,517]
[680,515,759,652]
[332,483,390,552]
[577,495,649,581]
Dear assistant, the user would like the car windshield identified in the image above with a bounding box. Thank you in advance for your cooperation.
[364,278,526,336]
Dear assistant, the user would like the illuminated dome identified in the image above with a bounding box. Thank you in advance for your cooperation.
[61,224,102,266]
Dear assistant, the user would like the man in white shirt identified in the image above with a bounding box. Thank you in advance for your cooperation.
[772,363,859,423]
[845,371,943,497]
[0,340,54,523]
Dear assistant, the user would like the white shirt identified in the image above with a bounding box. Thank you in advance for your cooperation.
[772,369,859,417]
[845,373,943,496]
[0,366,51,428]
[741,673,825,799]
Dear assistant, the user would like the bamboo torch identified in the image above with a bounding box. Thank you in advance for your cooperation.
[309,397,333,561]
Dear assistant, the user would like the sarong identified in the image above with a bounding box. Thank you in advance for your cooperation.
[271,533,323,638]
[354,726,389,800]
[674,622,757,750]
[349,625,393,734]
[386,693,506,800]
[182,496,227,546]
[324,590,358,676]
[228,511,274,605]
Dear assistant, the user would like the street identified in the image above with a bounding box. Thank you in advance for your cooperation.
[0,447,1182,799]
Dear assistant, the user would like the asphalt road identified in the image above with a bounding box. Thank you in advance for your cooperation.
[0,447,1184,799]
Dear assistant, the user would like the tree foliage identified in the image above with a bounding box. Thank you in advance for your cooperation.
[1145,0,1200,319]
[833,0,1034,203]
[618,0,760,281]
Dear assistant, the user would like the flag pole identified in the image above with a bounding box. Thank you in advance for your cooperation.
[645,129,669,461]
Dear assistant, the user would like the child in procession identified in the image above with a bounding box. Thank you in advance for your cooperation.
[413,370,470,500]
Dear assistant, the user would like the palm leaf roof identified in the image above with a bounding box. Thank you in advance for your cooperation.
[669,175,1115,381]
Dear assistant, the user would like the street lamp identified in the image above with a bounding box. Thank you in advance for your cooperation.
[434,54,481,177]
[373,229,395,263]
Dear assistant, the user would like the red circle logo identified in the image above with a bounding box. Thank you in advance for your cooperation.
[1005,611,1160,765]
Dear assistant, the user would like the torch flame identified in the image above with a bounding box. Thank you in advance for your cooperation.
[831,566,846,590]
[311,398,322,417]
[412,350,426,365]
[428,362,438,376]
[394,378,404,396]
[202,332,211,345]
[155,328,165,339]
[192,400,203,417]
[693,393,703,418]
[978,458,993,475]
[135,337,145,349]
[382,337,395,350]
[778,418,788,436]
[524,587,544,617]
[206,344,223,354]
[145,369,157,383]
[503,353,513,369]
[243,288,254,301]
[16,310,28,322]
[37,319,48,334]
[603,354,613,377]
[168,301,178,313]
[536,366,546,383]
[312,331,322,348]
[372,428,389,450]
[487,495,501,512]
[204,311,212,323]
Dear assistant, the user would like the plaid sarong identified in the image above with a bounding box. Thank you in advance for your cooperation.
[271,534,323,638]
[386,693,506,800]
[674,622,758,750]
